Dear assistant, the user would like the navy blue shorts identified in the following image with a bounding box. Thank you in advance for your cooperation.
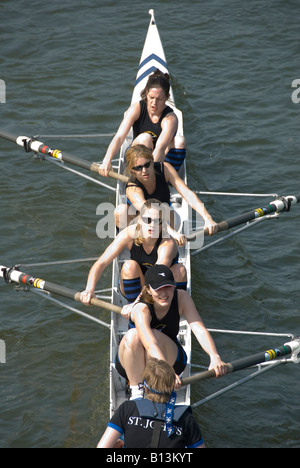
[115,340,187,381]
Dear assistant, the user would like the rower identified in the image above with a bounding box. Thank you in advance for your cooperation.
[116,265,227,399]
[99,69,186,176]
[97,358,205,449]
[80,200,187,306]
[115,144,218,237]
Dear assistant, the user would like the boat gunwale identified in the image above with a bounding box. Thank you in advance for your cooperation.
[109,10,191,417]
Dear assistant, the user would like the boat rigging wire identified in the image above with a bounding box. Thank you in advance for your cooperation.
[36,133,115,138]
[192,360,285,408]
[18,257,99,269]
[43,155,117,192]
[195,191,279,198]
[191,215,274,256]
[31,289,111,329]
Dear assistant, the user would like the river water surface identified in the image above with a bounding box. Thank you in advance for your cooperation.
[0,0,299,448]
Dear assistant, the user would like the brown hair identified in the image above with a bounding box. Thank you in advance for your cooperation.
[140,69,171,102]
[138,284,154,304]
[143,358,176,403]
[125,144,154,177]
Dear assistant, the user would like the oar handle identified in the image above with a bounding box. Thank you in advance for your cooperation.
[74,292,122,314]
[185,220,231,240]
[181,364,233,386]
[0,264,123,315]
[89,162,129,183]
[185,225,217,241]
[0,130,129,184]
[107,170,129,184]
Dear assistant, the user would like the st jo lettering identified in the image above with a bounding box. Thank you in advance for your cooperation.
[0,79,6,103]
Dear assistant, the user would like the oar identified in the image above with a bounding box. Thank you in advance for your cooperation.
[0,265,122,314]
[181,339,300,386]
[0,130,129,184]
[186,193,300,241]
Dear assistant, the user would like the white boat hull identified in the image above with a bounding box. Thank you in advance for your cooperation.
[109,9,191,417]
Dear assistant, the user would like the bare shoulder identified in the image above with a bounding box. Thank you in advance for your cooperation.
[177,289,191,314]
[163,110,178,123]
[125,101,141,120]
[177,289,190,302]
[159,236,177,249]
[177,289,203,323]
[131,301,151,324]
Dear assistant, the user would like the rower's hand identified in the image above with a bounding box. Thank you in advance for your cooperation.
[204,218,218,236]
[121,303,135,320]
[167,225,187,247]
[209,355,227,378]
[99,160,113,178]
[175,374,182,391]
[173,232,187,247]
[121,296,141,320]
[80,289,96,306]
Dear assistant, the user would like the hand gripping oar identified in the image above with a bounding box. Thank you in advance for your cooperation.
[0,130,129,184]
[0,265,122,314]
[186,193,300,241]
[181,339,300,387]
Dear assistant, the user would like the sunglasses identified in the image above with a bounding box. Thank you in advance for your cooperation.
[141,216,162,225]
[132,161,152,172]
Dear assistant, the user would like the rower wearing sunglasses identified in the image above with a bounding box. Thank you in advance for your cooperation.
[80,199,187,306]
[115,144,217,238]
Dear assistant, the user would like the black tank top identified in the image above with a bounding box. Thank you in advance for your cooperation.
[126,162,170,206]
[130,235,179,275]
[129,289,180,343]
[133,100,174,146]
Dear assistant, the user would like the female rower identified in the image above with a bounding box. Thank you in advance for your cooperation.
[116,264,227,399]
[80,200,187,306]
[115,144,217,236]
[99,69,186,175]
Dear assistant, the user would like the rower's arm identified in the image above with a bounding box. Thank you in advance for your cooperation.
[126,185,147,213]
[156,239,178,267]
[179,291,226,377]
[153,113,178,162]
[81,228,132,303]
[133,304,166,360]
[97,427,122,449]
[164,163,217,235]
[101,103,140,172]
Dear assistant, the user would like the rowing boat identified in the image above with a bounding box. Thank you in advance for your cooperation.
[0,10,299,446]
[109,9,192,416]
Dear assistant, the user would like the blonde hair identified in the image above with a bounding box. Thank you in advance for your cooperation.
[125,144,154,176]
[143,358,176,404]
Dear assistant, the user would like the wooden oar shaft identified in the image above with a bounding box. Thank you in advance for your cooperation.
[181,341,299,386]
[74,292,122,314]
[0,130,129,184]
[0,265,122,314]
[186,194,300,241]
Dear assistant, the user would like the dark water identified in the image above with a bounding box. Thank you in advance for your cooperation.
[0,0,299,448]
